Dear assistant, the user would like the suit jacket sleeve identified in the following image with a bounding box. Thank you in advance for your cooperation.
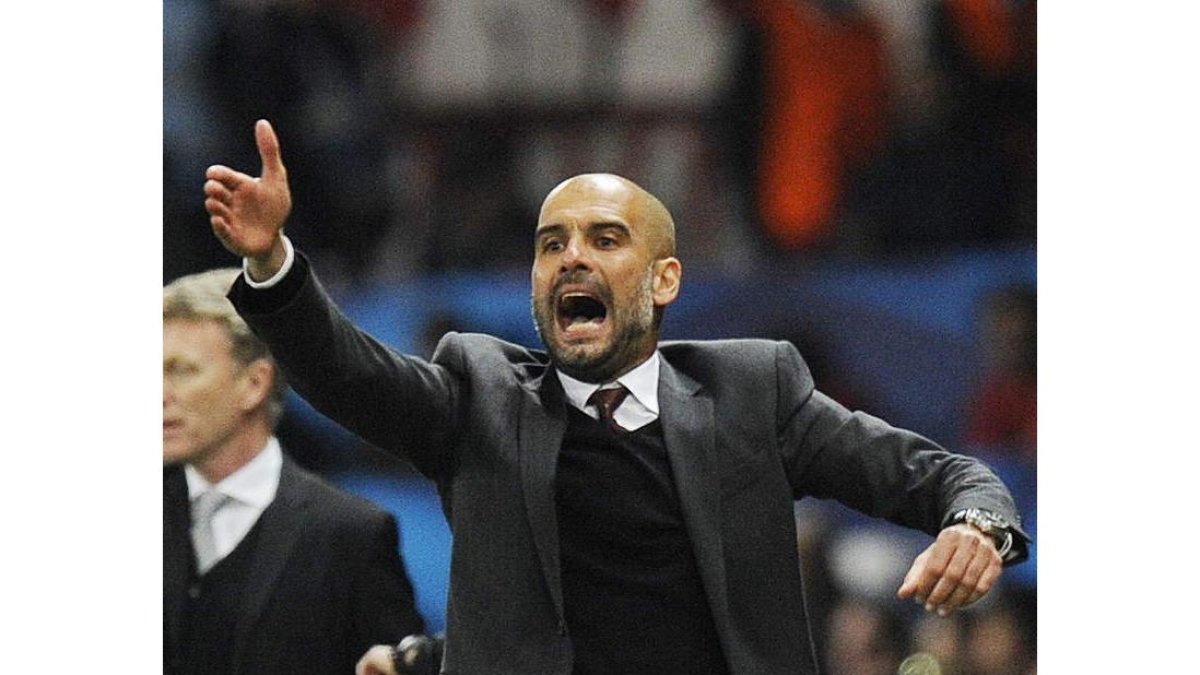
[228,252,462,479]
[345,510,426,658]
[774,341,1030,554]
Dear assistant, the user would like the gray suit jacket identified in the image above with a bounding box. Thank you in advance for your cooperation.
[230,254,1026,675]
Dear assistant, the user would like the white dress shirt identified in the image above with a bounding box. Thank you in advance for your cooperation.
[556,352,661,431]
[184,438,283,565]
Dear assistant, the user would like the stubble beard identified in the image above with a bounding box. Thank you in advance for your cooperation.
[532,269,657,383]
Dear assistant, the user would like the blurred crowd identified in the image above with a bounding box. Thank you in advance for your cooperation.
[165,0,1035,282]
[164,0,1037,672]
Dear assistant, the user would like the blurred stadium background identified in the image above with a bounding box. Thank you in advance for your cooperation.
[165,1,1037,672]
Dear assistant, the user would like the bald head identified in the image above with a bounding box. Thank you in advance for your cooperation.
[531,172,683,381]
[539,173,676,259]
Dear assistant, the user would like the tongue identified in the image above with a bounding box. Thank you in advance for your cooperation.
[568,315,602,326]
[562,314,606,337]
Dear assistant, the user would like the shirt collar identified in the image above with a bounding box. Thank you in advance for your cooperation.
[184,437,283,509]
[556,351,660,416]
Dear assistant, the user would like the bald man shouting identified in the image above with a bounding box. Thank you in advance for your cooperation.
[205,121,1028,675]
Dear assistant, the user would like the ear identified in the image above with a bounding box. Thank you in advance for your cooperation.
[236,358,275,414]
[651,257,682,308]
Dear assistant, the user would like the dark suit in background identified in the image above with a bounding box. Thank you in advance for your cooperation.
[230,254,1028,675]
[163,454,425,675]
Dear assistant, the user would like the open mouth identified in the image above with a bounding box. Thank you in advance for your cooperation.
[556,291,609,336]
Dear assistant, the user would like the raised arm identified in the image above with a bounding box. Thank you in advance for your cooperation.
[210,121,463,480]
[204,119,293,281]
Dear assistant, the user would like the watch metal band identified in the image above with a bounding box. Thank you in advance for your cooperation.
[952,507,1017,562]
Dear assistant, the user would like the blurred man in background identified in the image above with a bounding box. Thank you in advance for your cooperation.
[163,268,425,675]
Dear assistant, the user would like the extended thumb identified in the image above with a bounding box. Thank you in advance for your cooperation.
[255,119,285,180]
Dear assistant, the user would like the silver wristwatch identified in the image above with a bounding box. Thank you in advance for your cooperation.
[952,508,1015,560]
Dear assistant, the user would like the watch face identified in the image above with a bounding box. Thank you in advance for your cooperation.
[980,511,1009,531]
[960,508,1008,534]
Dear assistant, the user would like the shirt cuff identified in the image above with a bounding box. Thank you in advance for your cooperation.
[242,235,295,289]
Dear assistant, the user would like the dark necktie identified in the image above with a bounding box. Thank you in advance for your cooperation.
[588,385,630,433]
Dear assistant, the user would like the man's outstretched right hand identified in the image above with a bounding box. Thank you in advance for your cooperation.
[204,119,293,281]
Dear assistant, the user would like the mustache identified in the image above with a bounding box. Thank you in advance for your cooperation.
[551,270,611,303]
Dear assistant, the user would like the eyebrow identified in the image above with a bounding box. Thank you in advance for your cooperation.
[534,223,565,242]
[590,221,631,238]
[535,221,632,242]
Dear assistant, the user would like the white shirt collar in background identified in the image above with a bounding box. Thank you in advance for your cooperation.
[184,437,283,564]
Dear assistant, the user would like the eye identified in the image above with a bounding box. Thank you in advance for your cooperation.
[597,236,618,249]
[540,239,563,253]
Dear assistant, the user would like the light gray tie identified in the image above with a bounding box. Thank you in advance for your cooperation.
[191,490,232,575]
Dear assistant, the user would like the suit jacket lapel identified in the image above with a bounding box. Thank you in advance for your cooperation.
[658,358,732,634]
[163,466,194,656]
[518,368,569,626]
[231,456,309,667]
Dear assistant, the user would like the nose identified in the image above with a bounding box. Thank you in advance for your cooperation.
[559,237,592,273]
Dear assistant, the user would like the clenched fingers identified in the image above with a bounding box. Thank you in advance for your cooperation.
[924,533,978,609]
[931,539,997,615]
[897,524,1002,616]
